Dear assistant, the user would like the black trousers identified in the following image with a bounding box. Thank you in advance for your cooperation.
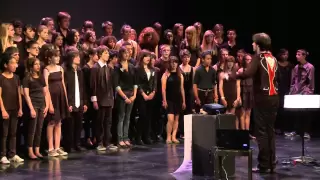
[28,107,45,147]
[151,95,164,139]
[64,110,83,150]
[137,95,153,141]
[1,110,18,158]
[254,96,279,169]
[16,100,29,153]
[83,104,96,140]
[95,106,112,146]
[128,101,138,141]
[111,102,118,144]
[195,90,214,113]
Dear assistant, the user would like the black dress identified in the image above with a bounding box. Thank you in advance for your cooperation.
[166,72,182,114]
[241,74,254,109]
[46,69,68,122]
[223,71,237,109]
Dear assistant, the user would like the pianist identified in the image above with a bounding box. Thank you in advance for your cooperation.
[285,49,315,139]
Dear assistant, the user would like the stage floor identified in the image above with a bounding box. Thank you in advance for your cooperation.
[0,136,320,180]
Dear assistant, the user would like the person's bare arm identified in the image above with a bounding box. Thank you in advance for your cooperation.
[23,88,34,112]
[0,87,8,119]
[180,75,185,105]
[60,67,69,107]
[161,73,168,104]
[236,79,241,100]
[219,73,225,99]
[43,69,54,109]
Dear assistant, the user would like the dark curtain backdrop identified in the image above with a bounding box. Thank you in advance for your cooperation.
[1,0,319,133]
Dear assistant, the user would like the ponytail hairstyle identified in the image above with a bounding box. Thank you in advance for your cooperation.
[43,48,60,65]
[38,43,54,63]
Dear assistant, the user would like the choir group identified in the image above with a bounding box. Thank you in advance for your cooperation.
[0,11,314,166]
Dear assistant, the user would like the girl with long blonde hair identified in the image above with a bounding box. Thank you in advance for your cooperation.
[0,23,15,53]
[201,30,218,55]
[180,26,200,67]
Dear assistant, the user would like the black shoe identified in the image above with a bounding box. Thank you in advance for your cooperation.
[36,155,44,159]
[252,167,274,173]
[157,135,163,140]
[74,146,85,152]
[135,139,144,145]
[143,139,152,145]
[64,147,72,153]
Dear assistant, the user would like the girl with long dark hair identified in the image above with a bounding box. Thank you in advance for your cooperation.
[51,32,64,57]
[23,57,49,159]
[161,56,186,144]
[65,29,81,51]
[219,56,241,127]
[135,50,157,144]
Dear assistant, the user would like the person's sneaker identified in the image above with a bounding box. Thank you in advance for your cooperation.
[0,156,10,164]
[56,148,68,156]
[96,145,107,151]
[304,133,311,139]
[106,144,118,150]
[284,132,296,137]
[9,155,24,163]
[48,150,59,157]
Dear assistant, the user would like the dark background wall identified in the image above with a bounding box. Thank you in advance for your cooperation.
[1,0,319,132]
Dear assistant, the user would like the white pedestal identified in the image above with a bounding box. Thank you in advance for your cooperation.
[172,114,193,174]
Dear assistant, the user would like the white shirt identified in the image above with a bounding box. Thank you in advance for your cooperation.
[75,70,80,108]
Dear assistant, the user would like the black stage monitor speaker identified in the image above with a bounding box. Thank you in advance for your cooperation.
[192,114,236,177]
[217,130,250,150]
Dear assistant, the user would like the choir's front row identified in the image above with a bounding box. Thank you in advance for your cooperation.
[0,43,199,164]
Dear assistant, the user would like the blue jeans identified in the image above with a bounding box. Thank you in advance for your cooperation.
[117,97,134,142]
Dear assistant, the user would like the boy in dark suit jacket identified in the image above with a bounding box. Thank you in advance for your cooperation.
[90,45,118,151]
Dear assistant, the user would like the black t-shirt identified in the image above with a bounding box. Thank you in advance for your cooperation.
[114,63,136,93]
[0,74,20,111]
[22,75,46,108]
[193,65,216,89]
